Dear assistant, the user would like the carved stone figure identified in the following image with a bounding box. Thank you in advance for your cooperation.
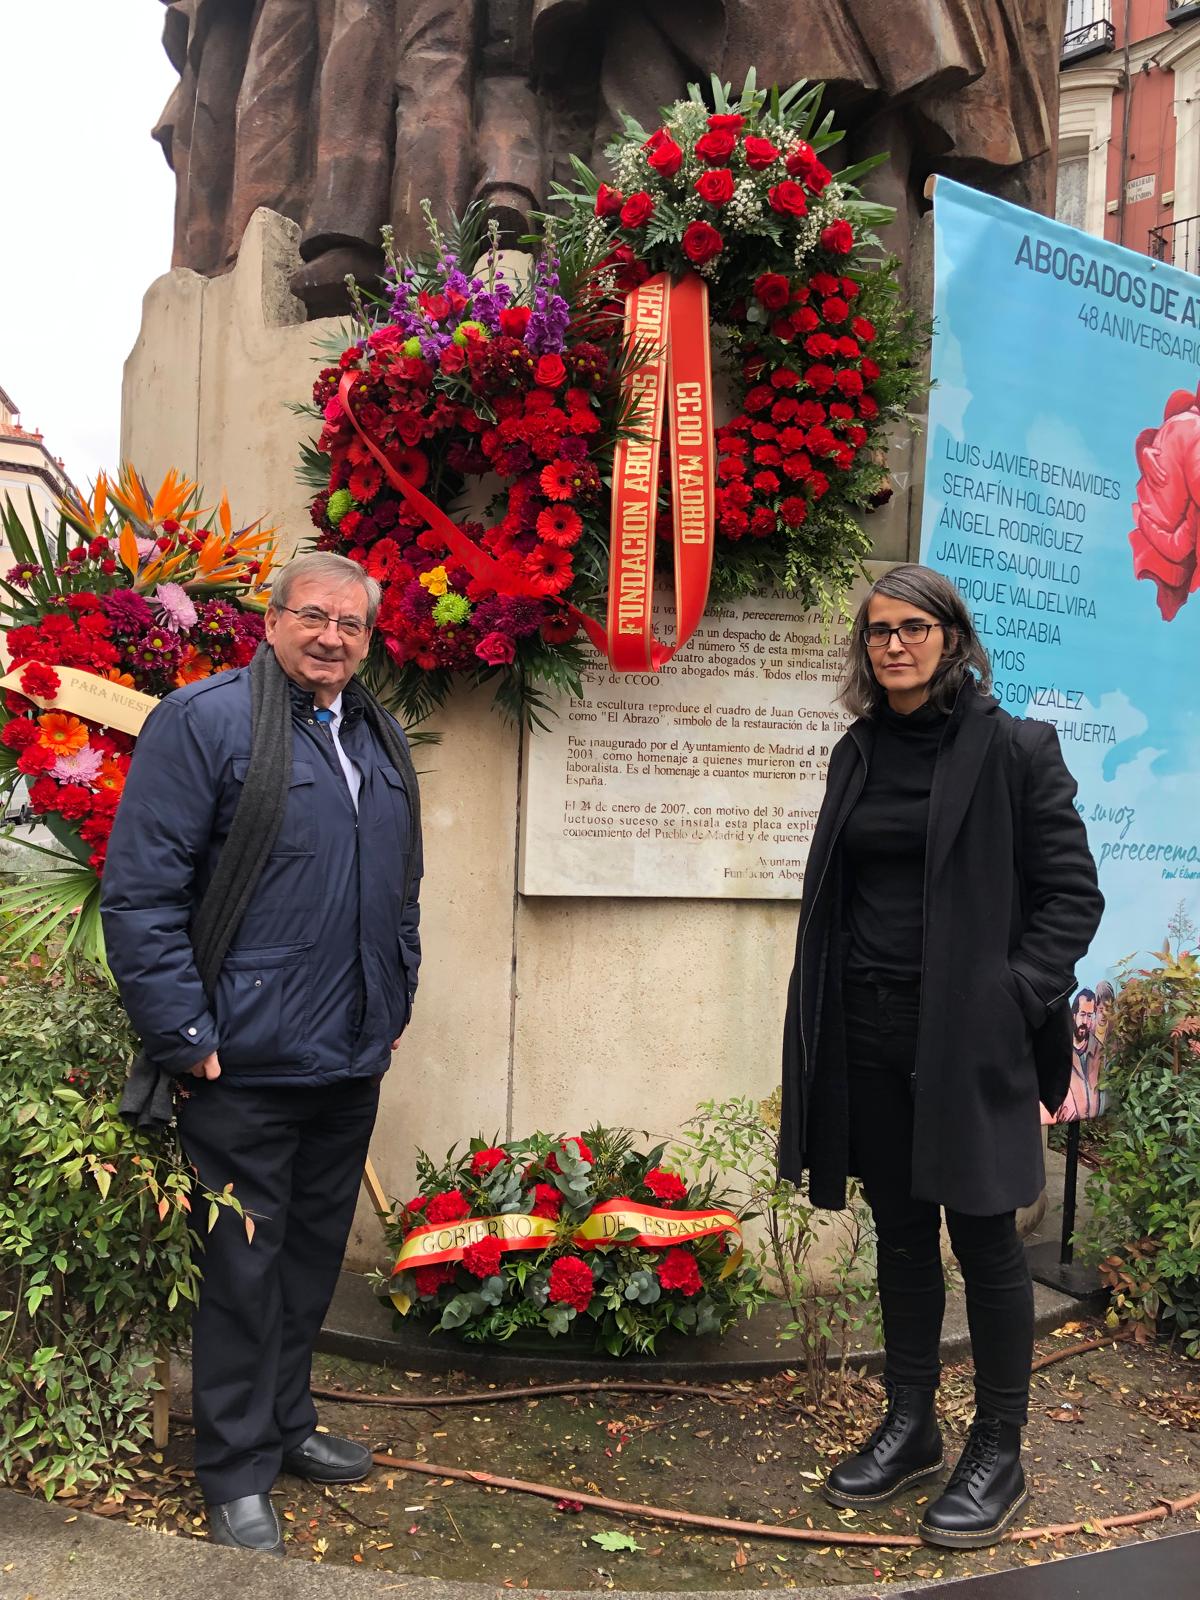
[153,0,1067,317]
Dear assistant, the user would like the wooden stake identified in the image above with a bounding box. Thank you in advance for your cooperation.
[152,1345,171,1448]
[361,1157,391,1241]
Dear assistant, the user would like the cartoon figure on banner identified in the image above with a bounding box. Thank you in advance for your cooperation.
[1049,978,1114,1124]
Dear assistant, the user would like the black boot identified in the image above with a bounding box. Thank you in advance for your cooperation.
[823,1384,943,1508]
[919,1415,1026,1548]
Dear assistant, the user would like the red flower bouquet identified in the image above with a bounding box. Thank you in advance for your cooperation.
[0,469,275,964]
[382,1127,761,1354]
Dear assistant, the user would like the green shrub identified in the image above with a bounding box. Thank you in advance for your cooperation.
[1079,933,1200,1357]
[672,1092,879,1404]
[0,962,220,1499]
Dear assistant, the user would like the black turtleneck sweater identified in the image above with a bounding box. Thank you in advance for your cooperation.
[843,699,948,985]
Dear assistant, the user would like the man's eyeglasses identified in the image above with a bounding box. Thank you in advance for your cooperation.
[862,620,942,650]
[277,605,368,639]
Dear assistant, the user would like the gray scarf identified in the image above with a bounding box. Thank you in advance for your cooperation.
[119,644,422,1130]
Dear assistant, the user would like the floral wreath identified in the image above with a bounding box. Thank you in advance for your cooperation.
[383,1127,761,1354]
[302,73,926,724]
[0,470,275,963]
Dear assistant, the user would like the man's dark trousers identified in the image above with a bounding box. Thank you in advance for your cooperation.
[177,1075,380,1503]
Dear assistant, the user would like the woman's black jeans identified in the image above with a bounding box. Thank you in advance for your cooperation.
[844,977,1034,1426]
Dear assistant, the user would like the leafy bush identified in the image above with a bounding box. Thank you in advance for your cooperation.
[672,1092,879,1404]
[1079,931,1200,1357]
[0,962,220,1498]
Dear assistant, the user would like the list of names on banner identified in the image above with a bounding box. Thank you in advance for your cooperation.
[519,575,879,898]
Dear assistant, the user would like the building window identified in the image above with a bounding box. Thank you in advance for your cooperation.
[1056,154,1090,231]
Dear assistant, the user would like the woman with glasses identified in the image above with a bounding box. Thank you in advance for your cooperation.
[779,564,1102,1548]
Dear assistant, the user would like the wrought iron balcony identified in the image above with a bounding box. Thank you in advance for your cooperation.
[1149,215,1200,277]
[1062,0,1116,61]
[1168,2,1200,27]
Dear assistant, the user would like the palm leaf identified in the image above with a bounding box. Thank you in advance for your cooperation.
[0,862,107,970]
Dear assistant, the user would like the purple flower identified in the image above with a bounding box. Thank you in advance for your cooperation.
[101,589,155,632]
[470,594,544,638]
[52,744,104,783]
[154,582,198,631]
[525,248,571,356]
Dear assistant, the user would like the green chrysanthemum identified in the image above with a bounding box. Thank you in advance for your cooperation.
[403,336,423,357]
[326,488,354,527]
[432,592,471,627]
[452,320,488,347]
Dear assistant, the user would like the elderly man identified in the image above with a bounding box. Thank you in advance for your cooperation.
[101,552,422,1556]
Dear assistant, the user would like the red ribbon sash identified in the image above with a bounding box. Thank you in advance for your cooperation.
[608,272,716,673]
[334,270,715,674]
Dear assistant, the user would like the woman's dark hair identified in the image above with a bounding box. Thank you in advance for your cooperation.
[837,564,993,720]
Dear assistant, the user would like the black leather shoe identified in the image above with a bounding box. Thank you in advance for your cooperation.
[919,1415,1026,1548]
[823,1384,943,1507]
[281,1430,373,1483]
[207,1493,284,1555]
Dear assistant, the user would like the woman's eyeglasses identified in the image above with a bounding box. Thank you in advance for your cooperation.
[862,620,942,650]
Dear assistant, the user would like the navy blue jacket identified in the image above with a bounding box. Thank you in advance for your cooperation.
[100,663,421,1088]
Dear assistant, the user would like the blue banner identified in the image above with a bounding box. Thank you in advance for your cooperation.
[920,179,1200,1120]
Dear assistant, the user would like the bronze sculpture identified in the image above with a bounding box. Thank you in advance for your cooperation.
[153,0,1067,317]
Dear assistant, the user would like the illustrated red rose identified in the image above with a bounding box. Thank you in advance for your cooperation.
[820,220,855,255]
[695,168,734,205]
[470,1146,507,1177]
[743,135,780,170]
[594,183,623,217]
[1131,388,1200,619]
[462,1236,504,1278]
[644,1167,688,1203]
[531,1182,564,1219]
[695,128,736,164]
[425,1188,471,1224]
[681,220,723,265]
[768,181,808,217]
[620,191,655,229]
[655,1246,702,1296]
[753,272,791,310]
[548,1255,594,1313]
[646,132,684,177]
[535,354,567,389]
[19,662,59,700]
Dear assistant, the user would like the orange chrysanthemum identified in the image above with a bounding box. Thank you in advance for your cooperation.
[36,712,89,755]
[105,669,136,687]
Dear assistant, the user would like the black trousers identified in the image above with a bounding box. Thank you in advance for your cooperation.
[844,979,1034,1427]
[177,1075,380,1502]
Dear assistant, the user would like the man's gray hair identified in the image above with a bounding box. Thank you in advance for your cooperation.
[268,552,382,626]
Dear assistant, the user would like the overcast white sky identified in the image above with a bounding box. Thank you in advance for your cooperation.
[1,4,177,487]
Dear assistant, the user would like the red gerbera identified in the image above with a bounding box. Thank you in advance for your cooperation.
[656,1247,703,1296]
[524,543,574,596]
[462,1236,504,1278]
[548,1255,594,1313]
[644,1167,688,1203]
[539,460,578,501]
[536,505,583,546]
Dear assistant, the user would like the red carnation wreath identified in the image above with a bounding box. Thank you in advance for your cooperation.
[300,75,926,724]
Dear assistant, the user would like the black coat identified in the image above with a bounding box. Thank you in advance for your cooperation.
[780,688,1104,1217]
